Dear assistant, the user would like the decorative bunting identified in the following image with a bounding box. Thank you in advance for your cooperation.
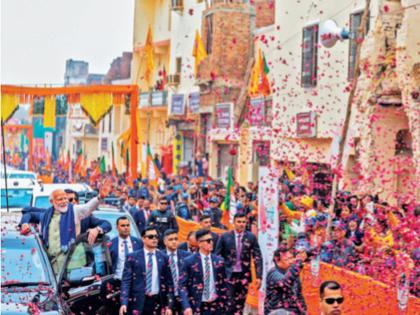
[43,96,56,129]
[1,94,19,123]
[79,93,113,125]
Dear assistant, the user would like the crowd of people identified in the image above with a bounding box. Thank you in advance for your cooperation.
[19,158,419,314]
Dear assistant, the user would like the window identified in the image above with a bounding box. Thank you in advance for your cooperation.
[395,130,412,155]
[176,57,182,74]
[248,97,272,127]
[348,11,370,81]
[205,14,213,54]
[301,24,318,87]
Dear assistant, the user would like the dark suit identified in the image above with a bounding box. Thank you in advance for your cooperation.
[120,249,174,315]
[133,209,147,234]
[179,253,227,314]
[166,249,191,314]
[80,215,112,234]
[109,236,143,274]
[215,230,263,314]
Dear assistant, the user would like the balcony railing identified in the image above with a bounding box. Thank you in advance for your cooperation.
[139,91,168,108]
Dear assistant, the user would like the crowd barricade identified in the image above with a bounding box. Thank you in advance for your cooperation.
[176,216,420,314]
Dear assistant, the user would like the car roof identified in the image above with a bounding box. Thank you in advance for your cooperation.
[0,178,37,189]
[33,183,93,196]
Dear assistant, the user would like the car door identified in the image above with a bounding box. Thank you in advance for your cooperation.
[58,233,114,315]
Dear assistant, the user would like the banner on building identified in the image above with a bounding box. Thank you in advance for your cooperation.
[249,97,265,126]
[173,132,183,172]
[258,166,279,313]
[296,111,317,138]
[170,94,185,115]
[215,102,233,129]
[188,92,200,114]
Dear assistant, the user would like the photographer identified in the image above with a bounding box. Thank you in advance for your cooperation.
[264,244,308,315]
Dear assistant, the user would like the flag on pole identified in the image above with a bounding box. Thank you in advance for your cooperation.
[147,143,161,187]
[112,142,117,177]
[248,49,271,97]
[144,26,154,84]
[192,30,208,75]
[221,167,235,228]
[100,156,106,174]
[74,149,83,176]
[125,147,130,182]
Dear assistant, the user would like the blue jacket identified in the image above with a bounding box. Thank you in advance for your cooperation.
[215,230,263,281]
[133,209,146,234]
[120,249,174,314]
[109,236,143,274]
[179,253,227,313]
[20,207,111,235]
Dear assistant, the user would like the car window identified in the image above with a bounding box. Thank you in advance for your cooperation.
[65,241,109,281]
[1,188,33,208]
[9,174,36,180]
[93,212,140,239]
[1,236,51,285]
[34,196,50,209]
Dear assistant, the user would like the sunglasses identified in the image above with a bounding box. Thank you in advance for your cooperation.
[324,297,344,305]
[160,202,168,205]
[199,238,213,244]
[68,198,75,202]
[145,234,159,240]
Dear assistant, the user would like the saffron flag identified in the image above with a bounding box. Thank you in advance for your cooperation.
[147,143,161,187]
[43,96,56,129]
[248,49,271,97]
[221,167,235,228]
[1,94,19,123]
[144,26,154,84]
[192,30,208,75]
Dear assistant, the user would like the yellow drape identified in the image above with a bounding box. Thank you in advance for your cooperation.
[248,49,261,96]
[79,93,113,125]
[43,96,56,129]
[144,26,154,84]
[192,30,208,75]
[1,94,19,122]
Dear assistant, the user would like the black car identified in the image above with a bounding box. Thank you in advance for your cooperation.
[1,229,115,315]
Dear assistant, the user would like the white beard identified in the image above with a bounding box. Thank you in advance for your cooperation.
[55,205,68,213]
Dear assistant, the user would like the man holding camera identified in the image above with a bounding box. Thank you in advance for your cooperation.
[264,244,307,315]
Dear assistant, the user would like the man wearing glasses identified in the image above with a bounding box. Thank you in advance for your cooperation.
[320,281,344,315]
[119,226,174,315]
[179,229,228,315]
[147,197,179,249]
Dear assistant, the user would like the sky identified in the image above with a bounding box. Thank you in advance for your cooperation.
[1,0,134,85]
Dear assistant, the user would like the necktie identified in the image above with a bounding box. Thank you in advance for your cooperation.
[123,240,129,258]
[203,256,211,300]
[146,252,153,294]
[235,234,242,271]
[170,253,178,295]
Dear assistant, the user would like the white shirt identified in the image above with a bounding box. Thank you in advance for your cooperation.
[200,252,216,302]
[144,248,159,295]
[115,237,133,279]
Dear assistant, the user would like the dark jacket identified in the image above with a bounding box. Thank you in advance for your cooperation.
[133,209,147,235]
[178,242,197,253]
[147,209,179,247]
[179,253,228,314]
[215,230,263,281]
[264,260,307,315]
[120,249,174,314]
[109,236,143,273]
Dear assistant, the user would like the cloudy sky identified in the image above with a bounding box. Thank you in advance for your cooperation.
[1,0,134,85]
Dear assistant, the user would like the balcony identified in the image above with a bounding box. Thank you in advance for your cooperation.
[139,90,168,108]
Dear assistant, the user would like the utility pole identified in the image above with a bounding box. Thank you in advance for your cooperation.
[327,0,371,237]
